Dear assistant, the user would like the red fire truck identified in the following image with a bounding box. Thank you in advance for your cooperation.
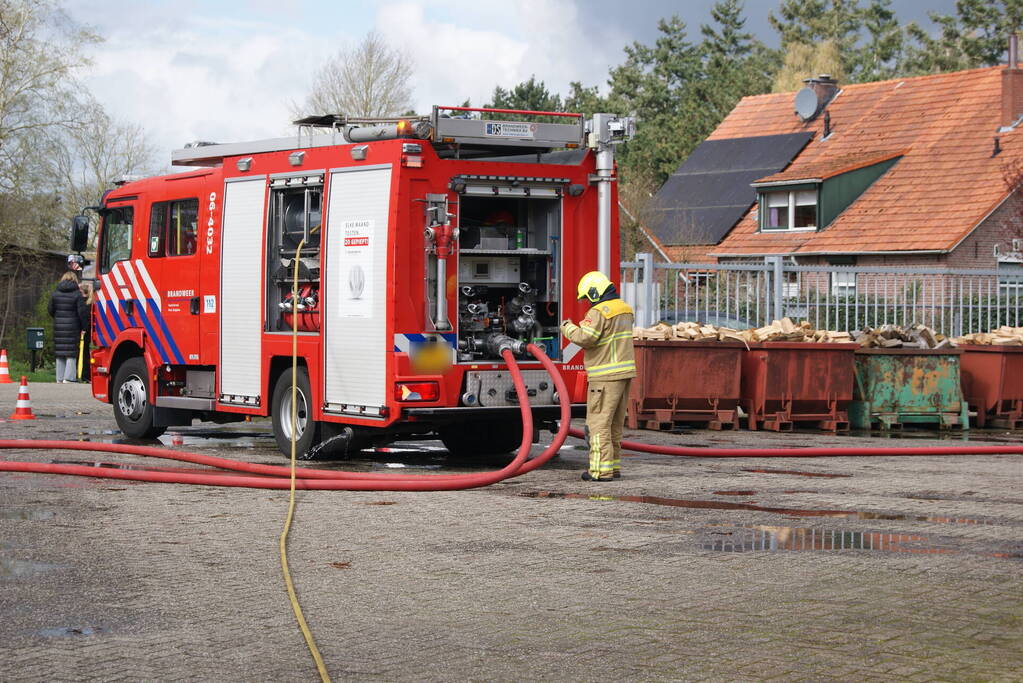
[71,107,634,457]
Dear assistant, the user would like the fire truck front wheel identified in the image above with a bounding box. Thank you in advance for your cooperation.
[271,366,319,457]
[112,357,166,439]
[438,418,523,458]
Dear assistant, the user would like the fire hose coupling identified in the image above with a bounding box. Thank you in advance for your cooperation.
[486,333,527,356]
[424,223,459,258]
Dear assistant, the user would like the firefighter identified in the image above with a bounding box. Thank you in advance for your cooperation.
[560,271,636,482]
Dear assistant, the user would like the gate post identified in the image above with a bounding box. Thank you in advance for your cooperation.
[638,252,655,326]
[767,256,784,322]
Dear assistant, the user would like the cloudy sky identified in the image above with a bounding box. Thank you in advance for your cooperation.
[62,0,958,166]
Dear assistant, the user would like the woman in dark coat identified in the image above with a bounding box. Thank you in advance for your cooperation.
[48,271,89,383]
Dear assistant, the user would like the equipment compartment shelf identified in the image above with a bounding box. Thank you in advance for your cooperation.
[460,248,551,255]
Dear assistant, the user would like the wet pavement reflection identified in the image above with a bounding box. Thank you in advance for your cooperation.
[700,525,1023,560]
[37,626,100,637]
[0,508,55,521]
[1,558,63,578]
[520,491,1006,525]
[701,526,947,554]
[742,468,852,478]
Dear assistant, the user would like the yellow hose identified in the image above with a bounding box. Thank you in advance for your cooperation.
[280,230,331,682]
[78,331,85,381]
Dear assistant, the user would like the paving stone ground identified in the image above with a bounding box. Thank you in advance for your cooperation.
[1,382,1021,681]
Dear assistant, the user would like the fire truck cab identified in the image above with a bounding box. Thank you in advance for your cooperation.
[75,107,634,457]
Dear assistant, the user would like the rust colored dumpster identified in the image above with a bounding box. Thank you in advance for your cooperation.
[627,341,744,430]
[959,345,1023,429]
[741,342,858,432]
[850,348,968,430]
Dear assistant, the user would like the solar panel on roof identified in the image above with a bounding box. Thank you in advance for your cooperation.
[648,132,813,246]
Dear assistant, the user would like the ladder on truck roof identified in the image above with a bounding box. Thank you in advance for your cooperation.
[170,106,587,167]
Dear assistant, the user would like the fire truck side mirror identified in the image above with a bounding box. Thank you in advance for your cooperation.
[70,215,90,253]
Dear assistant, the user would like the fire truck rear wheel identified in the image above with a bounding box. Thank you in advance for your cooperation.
[112,357,166,439]
[271,366,319,457]
[438,418,523,458]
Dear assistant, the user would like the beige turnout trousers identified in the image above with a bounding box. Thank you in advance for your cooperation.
[585,378,631,480]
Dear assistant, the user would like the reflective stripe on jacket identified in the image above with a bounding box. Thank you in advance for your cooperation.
[561,298,637,381]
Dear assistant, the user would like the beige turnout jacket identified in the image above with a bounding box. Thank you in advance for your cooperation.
[561,298,637,381]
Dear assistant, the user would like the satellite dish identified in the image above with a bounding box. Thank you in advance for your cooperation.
[794,87,820,121]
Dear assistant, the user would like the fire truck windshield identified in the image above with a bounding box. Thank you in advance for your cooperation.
[100,206,133,274]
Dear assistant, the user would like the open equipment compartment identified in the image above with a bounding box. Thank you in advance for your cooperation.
[265,172,324,333]
[454,189,562,363]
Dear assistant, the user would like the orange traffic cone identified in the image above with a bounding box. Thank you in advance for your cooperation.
[9,376,36,420]
[0,349,12,383]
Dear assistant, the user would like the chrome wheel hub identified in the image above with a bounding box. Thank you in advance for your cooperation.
[117,375,147,421]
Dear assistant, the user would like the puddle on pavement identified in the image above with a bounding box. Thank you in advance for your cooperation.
[743,468,852,478]
[701,526,1023,560]
[158,431,275,448]
[373,445,446,454]
[1,558,63,578]
[700,526,950,554]
[372,462,443,470]
[520,491,1000,525]
[845,428,1022,443]
[38,626,100,637]
[0,508,55,521]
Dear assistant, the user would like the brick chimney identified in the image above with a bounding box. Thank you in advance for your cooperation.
[1002,34,1023,127]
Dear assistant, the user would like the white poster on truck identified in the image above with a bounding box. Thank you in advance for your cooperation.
[338,218,374,318]
[325,165,391,412]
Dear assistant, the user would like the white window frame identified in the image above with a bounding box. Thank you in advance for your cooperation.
[831,270,857,297]
[997,261,1023,294]
[761,188,818,232]
[782,271,800,298]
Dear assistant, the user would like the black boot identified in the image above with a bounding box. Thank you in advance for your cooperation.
[581,471,613,482]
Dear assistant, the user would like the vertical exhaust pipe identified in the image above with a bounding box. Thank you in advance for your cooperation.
[1011,33,1019,69]
[588,114,634,276]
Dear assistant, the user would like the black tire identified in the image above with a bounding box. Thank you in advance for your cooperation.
[438,418,525,458]
[112,356,166,439]
[271,366,319,458]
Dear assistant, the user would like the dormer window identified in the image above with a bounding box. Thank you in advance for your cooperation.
[761,187,818,231]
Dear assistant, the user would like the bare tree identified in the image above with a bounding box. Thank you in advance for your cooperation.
[1000,156,1023,248]
[618,173,669,261]
[298,31,414,118]
[44,97,157,247]
[0,0,99,249]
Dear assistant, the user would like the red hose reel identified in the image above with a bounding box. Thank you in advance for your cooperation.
[281,285,320,332]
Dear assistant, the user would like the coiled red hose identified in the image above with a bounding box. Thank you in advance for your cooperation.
[567,428,1023,457]
[0,345,570,490]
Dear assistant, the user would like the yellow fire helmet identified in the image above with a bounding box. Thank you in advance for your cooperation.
[577,271,613,302]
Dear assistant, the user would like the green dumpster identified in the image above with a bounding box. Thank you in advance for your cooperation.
[850,348,969,430]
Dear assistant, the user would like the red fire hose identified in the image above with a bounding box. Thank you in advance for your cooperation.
[0,344,570,490]
[566,428,1023,457]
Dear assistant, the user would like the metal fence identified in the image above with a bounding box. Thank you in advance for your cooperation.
[620,254,1023,337]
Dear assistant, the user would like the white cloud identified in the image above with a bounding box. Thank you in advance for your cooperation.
[65,0,628,167]
[72,8,347,165]
[375,0,626,111]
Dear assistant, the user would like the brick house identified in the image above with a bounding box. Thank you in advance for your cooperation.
[643,63,1023,292]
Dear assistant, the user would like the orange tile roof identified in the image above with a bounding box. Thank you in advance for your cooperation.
[707,66,1023,256]
[754,149,906,184]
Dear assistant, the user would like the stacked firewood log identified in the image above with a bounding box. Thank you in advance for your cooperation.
[632,318,852,344]
[634,320,1023,348]
[853,324,952,349]
[953,326,1023,346]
